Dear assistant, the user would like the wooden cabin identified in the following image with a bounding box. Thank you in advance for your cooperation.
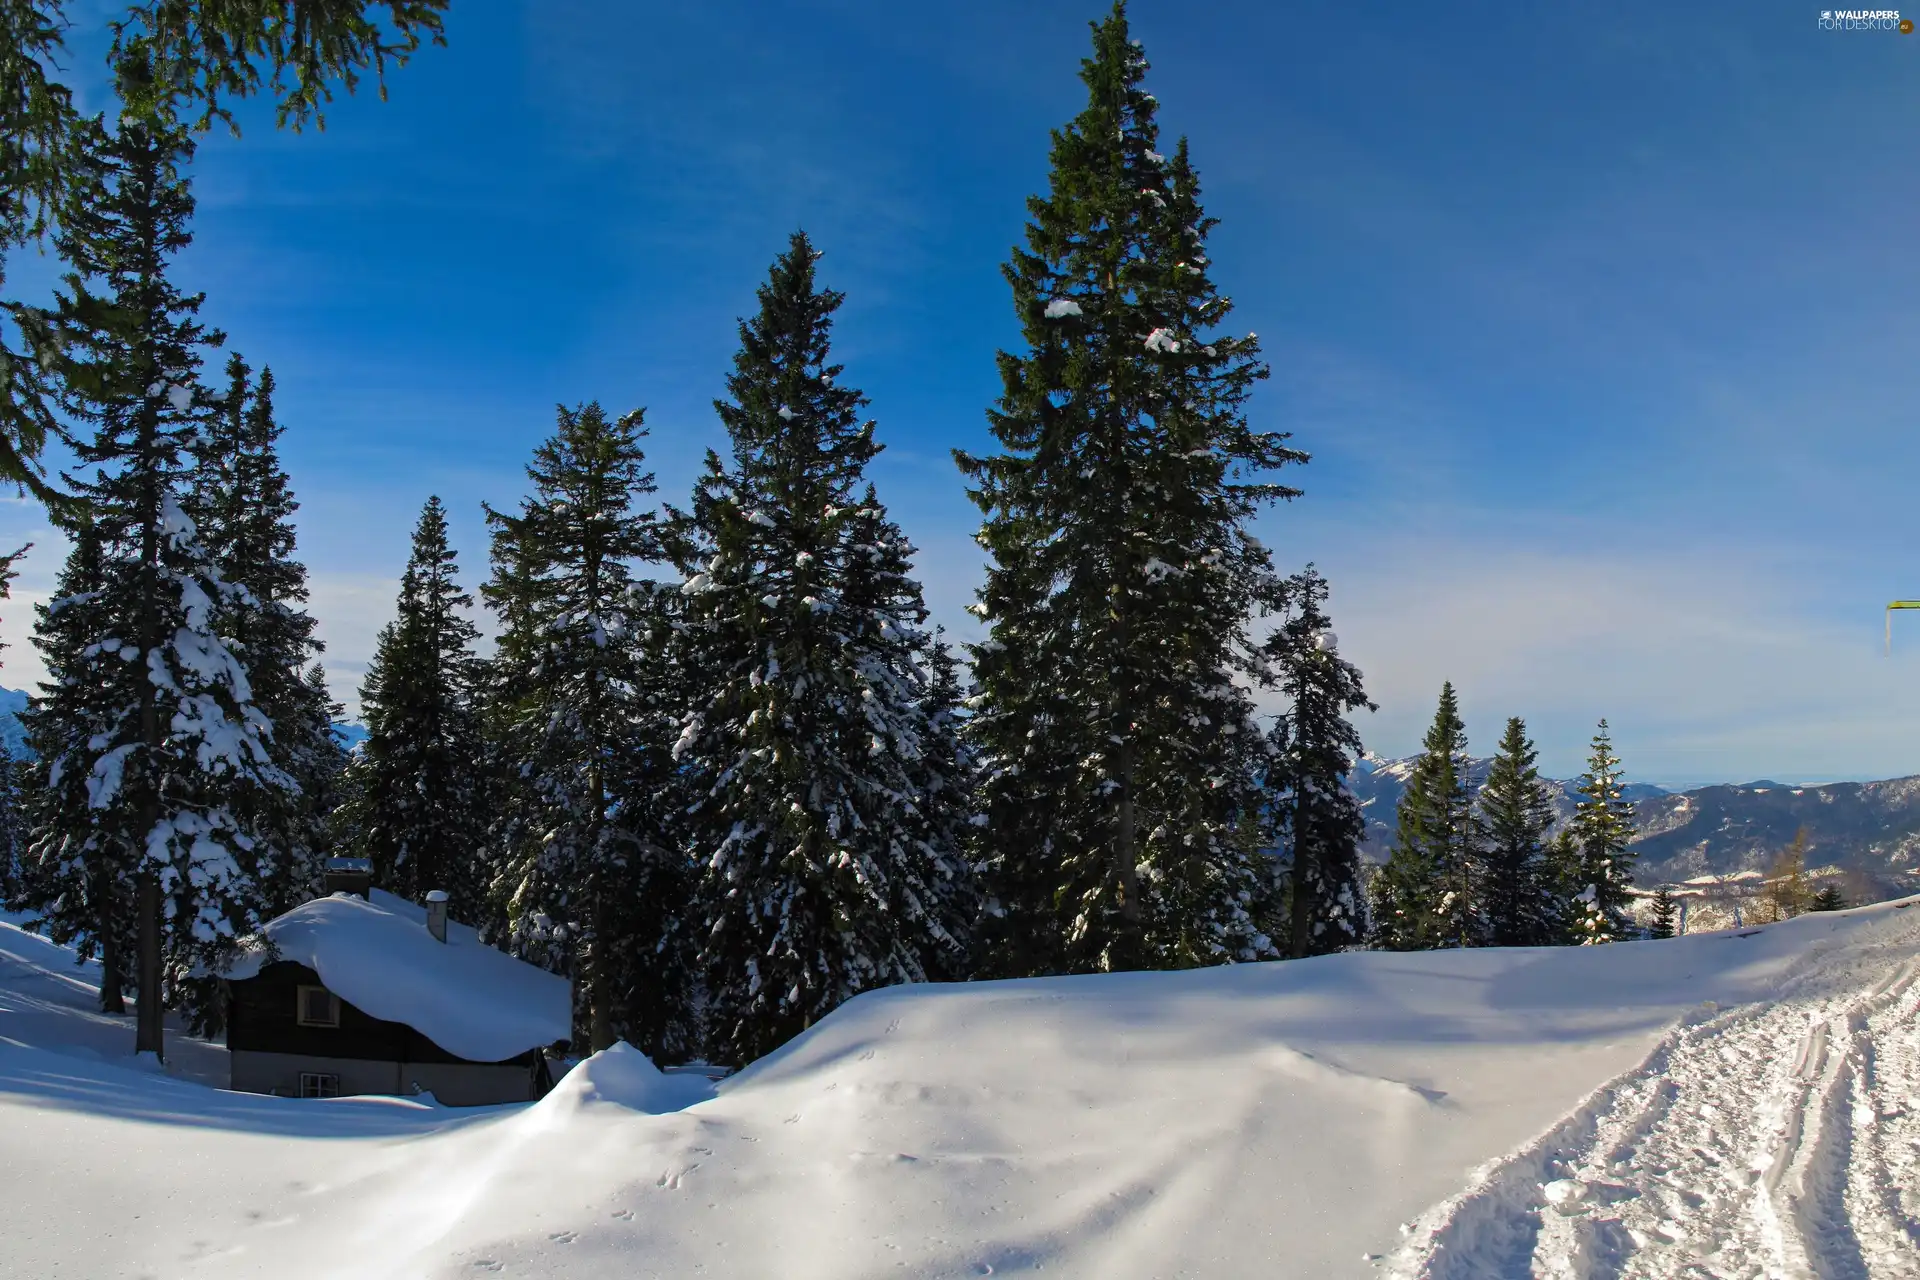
[222,864,571,1106]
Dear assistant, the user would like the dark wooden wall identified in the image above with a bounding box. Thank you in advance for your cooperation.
[227,961,537,1067]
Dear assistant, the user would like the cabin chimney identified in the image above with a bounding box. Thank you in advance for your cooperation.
[323,856,373,900]
[425,890,449,943]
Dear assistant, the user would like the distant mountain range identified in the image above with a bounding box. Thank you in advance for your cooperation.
[1348,753,1920,899]
[1349,753,1669,854]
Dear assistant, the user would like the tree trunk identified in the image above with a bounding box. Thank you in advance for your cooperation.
[588,892,614,1052]
[1112,734,1142,970]
[99,929,126,1015]
[589,975,614,1053]
[135,393,164,1059]
[135,871,163,1060]
[95,861,127,1013]
[1288,773,1310,960]
[586,642,612,1053]
[568,939,587,1051]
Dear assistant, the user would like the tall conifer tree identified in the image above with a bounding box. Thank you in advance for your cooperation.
[340,496,485,910]
[1370,683,1479,951]
[1,2,450,511]
[1261,566,1374,957]
[194,355,342,915]
[1569,719,1638,944]
[959,5,1302,977]
[1476,717,1557,947]
[674,232,970,1065]
[482,402,693,1058]
[30,60,285,1050]
[837,491,978,976]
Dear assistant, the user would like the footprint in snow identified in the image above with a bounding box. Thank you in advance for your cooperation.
[657,1163,702,1189]
[610,1209,635,1221]
[549,1231,577,1244]
[472,1263,503,1273]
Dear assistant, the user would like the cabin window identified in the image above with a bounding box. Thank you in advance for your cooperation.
[296,984,340,1027]
[299,1072,340,1099]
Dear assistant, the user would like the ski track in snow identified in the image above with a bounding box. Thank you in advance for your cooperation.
[1388,909,1920,1280]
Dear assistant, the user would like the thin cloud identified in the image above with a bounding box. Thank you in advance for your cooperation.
[1293,524,1920,787]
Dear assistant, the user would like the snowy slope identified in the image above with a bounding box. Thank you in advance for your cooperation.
[4,900,1919,1278]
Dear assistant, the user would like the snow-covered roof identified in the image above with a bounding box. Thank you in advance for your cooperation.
[222,890,570,1063]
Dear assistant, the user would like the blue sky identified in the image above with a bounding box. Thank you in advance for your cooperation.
[2,0,1916,787]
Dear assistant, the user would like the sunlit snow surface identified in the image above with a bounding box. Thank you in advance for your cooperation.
[3,901,1919,1278]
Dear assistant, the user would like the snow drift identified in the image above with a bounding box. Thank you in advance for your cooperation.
[530,1041,716,1120]
[4,899,1919,1278]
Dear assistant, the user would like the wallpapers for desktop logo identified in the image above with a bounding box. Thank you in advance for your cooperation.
[1818,8,1913,30]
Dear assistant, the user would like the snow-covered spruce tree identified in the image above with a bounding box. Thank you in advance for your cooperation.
[958,5,1302,978]
[12,522,136,1012]
[1568,719,1638,944]
[1261,566,1374,957]
[300,663,348,824]
[36,63,287,1049]
[192,355,343,915]
[836,490,978,976]
[1475,716,1558,947]
[340,496,487,911]
[1540,826,1584,944]
[1370,682,1480,951]
[674,232,972,1066]
[481,402,694,1059]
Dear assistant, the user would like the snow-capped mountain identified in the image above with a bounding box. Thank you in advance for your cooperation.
[1348,753,1920,898]
[1629,777,1920,896]
[0,686,25,759]
[1347,751,1668,855]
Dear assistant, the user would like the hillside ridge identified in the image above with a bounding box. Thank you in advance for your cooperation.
[1349,752,1920,897]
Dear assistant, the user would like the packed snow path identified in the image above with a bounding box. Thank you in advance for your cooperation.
[1390,903,1920,1279]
